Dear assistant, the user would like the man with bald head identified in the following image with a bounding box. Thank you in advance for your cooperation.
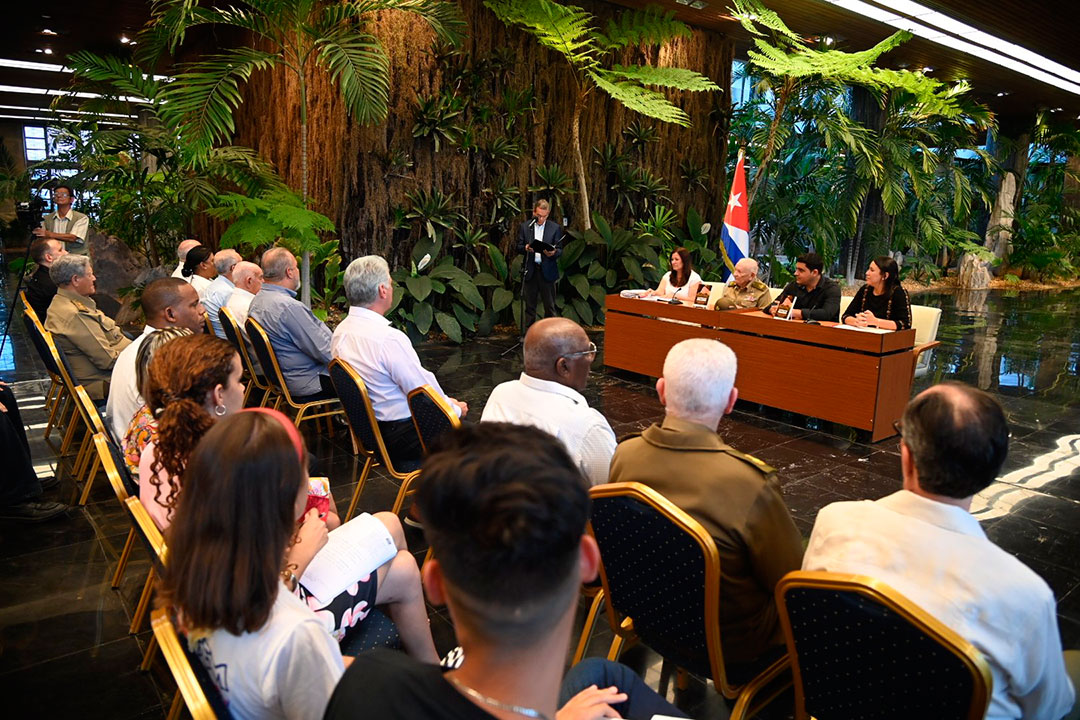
[804,382,1078,720]
[481,317,615,485]
[714,257,771,310]
[201,248,242,338]
[171,239,201,279]
[331,255,467,469]
[106,278,205,440]
[224,261,263,330]
[24,238,67,321]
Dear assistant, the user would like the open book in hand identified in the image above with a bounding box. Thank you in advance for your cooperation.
[298,512,396,602]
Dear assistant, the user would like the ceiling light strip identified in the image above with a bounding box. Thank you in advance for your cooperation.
[0,84,146,102]
[0,104,137,119]
[820,0,1080,96]
[0,113,127,125]
[0,58,171,82]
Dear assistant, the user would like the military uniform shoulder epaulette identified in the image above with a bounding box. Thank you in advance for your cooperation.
[750,280,768,290]
[617,431,644,444]
[72,300,91,313]
[727,280,739,287]
[720,446,775,476]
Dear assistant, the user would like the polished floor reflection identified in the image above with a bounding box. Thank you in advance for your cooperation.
[1,284,1078,718]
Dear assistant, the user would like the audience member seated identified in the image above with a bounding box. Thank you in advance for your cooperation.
[106,278,205,442]
[803,382,1079,720]
[765,251,841,321]
[608,339,803,674]
[121,327,192,477]
[481,317,614,485]
[841,255,912,330]
[201,249,241,338]
[180,245,216,297]
[141,337,433,659]
[325,422,687,720]
[157,410,438,720]
[225,260,264,329]
[24,238,67,321]
[714,257,771,310]
[44,254,132,399]
[171,239,201,279]
[0,382,69,522]
[249,247,335,400]
[645,247,701,302]
[330,256,466,466]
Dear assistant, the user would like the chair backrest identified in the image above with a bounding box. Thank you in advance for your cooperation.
[94,432,138,502]
[244,317,291,399]
[203,313,214,337]
[74,385,108,436]
[150,608,230,720]
[705,281,724,310]
[125,495,168,566]
[219,308,268,390]
[328,358,411,478]
[839,295,854,316]
[777,571,991,720]
[910,304,942,376]
[407,384,461,455]
[769,287,784,302]
[17,289,32,315]
[21,312,64,379]
[588,482,732,692]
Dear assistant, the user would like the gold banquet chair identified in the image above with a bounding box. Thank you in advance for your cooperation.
[776,571,991,720]
[582,482,790,719]
[151,608,228,720]
[125,495,167,639]
[19,304,75,442]
[218,307,274,408]
[328,358,420,521]
[245,317,343,429]
[407,384,461,455]
[70,385,112,505]
[92,433,141,589]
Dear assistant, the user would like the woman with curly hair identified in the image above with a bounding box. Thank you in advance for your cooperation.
[140,335,436,662]
[121,326,192,477]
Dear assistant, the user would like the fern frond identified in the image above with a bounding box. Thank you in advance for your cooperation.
[484,0,599,68]
[598,6,691,49]
[316,28,390,124]
[589,70,691,126]
[607,64,719,91]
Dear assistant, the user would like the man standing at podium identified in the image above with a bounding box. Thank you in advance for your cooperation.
[516,199,562,331]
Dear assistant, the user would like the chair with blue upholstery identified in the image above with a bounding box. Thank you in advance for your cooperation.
[584,482,790,719]
[776,570,991,720]
[217,308,273,408]
[20,310,75,442]
[407,384,461,455]
[151,607,230,720]
[328,358,420,521]
[93,433,140,590]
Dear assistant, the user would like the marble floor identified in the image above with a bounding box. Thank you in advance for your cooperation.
[1,282,1078,718]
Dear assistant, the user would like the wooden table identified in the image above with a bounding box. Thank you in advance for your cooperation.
[603,294,917,441]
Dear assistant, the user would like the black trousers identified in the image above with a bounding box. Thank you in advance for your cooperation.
[377,417,423,471]
[0,385,42,506]
[523,268,556,330]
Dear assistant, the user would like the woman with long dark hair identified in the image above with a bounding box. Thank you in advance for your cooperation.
[842,255,912,331]
[646,247,702,302]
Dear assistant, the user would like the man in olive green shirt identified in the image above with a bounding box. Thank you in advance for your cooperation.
[44,255,131,399]
[713,257,771,310]
[608,338,803,674]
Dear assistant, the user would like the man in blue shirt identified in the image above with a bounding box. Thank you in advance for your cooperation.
[201,248,241,338]
[248,247,335,400]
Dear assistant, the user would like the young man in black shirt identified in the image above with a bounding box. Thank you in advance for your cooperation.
[324,423,686,720]
[766,251,841,322]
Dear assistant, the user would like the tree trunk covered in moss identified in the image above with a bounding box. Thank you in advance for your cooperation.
[192,0,733,269]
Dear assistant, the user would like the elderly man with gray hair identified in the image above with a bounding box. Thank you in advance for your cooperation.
[201,248,242,338]
[608,338,802,676]
[331,255,467,470]
[170,239,201,279]
[714,257,771,310]
[248,247,335,399]
[44,254,132,399]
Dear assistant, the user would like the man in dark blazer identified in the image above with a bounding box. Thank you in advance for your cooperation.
[516,199,563,331]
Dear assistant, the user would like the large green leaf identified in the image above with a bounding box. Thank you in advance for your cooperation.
[569,273,590,298]
[449,276,485,311]
[589,70,691,126]
[589,284,607,306]
[405,274,433,301]
[435,311,462,343]
[484,242,508,280]
[492,287,514,312]
[473,272,502,287]
[477,307,496,336]
[452,303,477,331]
[316,28,390,125]
[622,255,645,284]
[572,297,594,325]
[484,0,599,69]
[586,260,606,280]
[607,65,719,92]
[559,238,586,270]
[413,301,434,335]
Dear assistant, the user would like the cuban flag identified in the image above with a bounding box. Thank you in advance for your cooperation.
[720,150,749,281]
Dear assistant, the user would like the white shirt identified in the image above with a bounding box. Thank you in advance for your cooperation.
[803,490,1075,720]
[47,211,89,241]
[533,221,547,264]
[481,373,616,486]
[226,287,257,331]
[189,588,345,720]
[187,273,214,297]
[106,325,155,442]
[202,275,236,338]
[657,270,702,301]
[171,263,185,279]
[330,306,459,422]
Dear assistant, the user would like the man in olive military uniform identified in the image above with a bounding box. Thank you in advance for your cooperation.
[608,339,803,676]
[44,255,131,400]
[713,257,771,310]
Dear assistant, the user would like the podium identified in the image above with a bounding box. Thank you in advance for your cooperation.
[603,294,916,442]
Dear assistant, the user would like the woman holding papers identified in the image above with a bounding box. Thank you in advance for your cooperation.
[645,247,702,302]
[842,256,912,331]
[158,410,438,720]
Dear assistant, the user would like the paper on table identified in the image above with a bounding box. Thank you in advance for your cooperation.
[834,324,891,334]
[298,512,396,602]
